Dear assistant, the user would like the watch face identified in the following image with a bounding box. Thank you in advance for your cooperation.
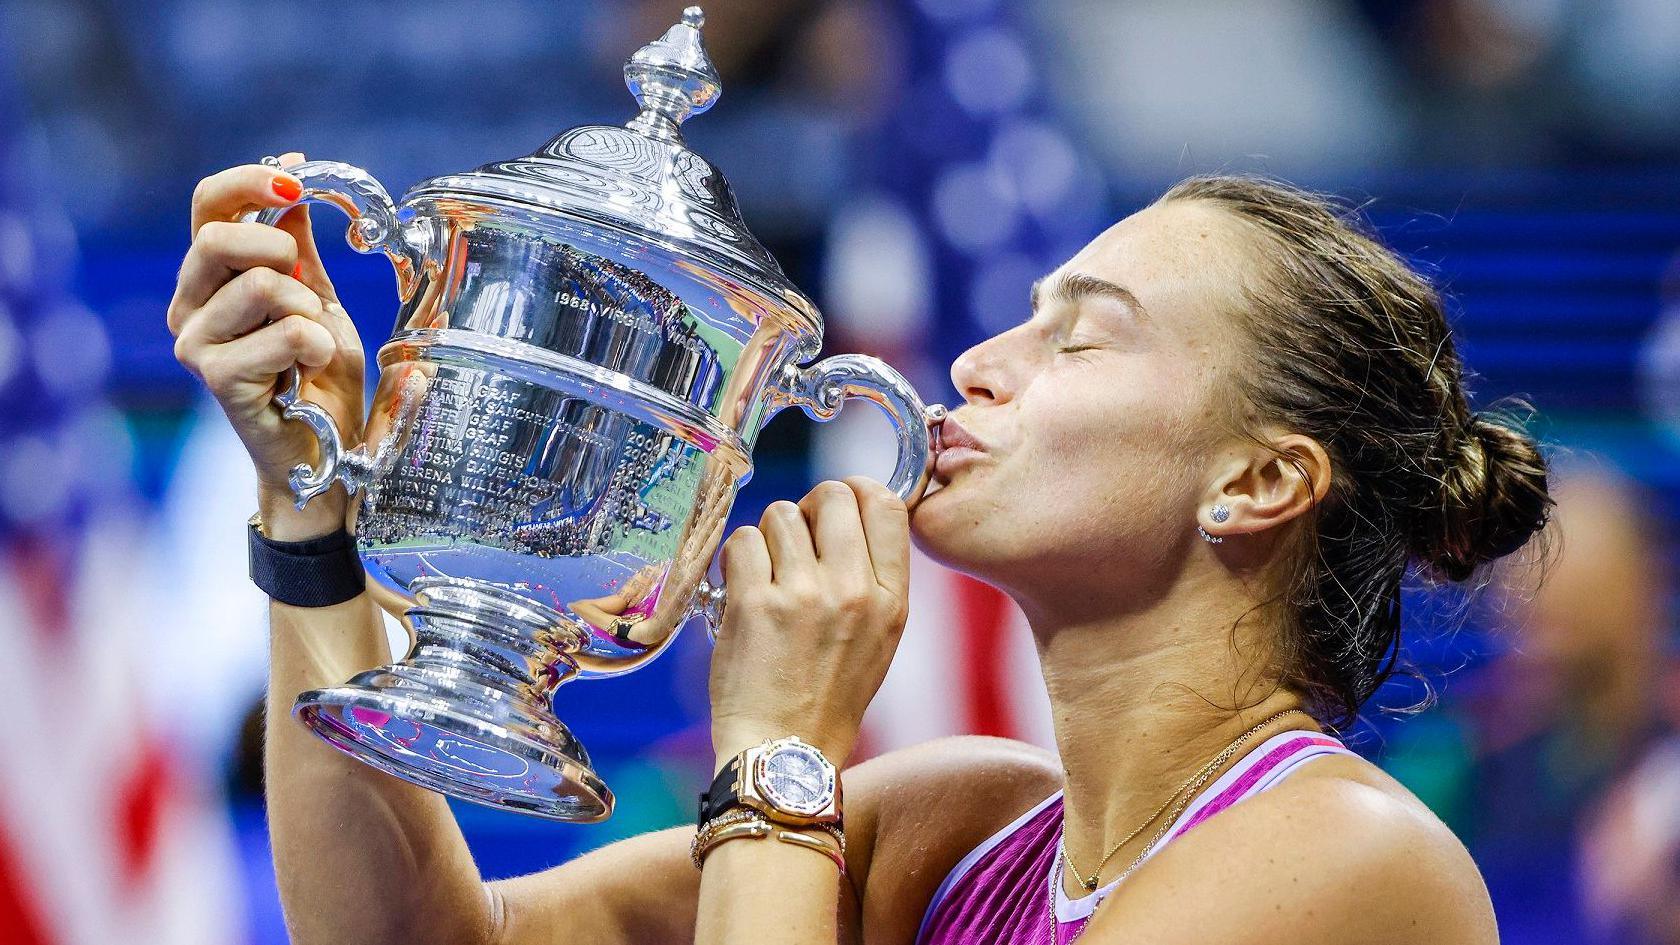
[756,742,835,817]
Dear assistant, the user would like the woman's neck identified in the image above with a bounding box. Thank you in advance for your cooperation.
[1024,586,1314,893]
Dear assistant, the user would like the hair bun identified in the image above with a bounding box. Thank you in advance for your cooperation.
[1412,411,1553,581]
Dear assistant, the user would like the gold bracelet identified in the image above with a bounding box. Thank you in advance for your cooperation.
[790,820,846,860]
[692,809,847,873]
[769,823,846,874]
[692,808,768,868]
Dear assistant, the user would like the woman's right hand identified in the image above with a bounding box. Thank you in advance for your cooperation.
[168,152,367,537]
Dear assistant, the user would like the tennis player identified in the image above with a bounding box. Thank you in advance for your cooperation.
[169,155,1549,944]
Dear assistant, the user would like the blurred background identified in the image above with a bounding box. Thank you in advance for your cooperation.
[1,0,1678,942]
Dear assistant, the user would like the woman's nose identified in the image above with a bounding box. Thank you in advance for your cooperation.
[949,336,1010,405]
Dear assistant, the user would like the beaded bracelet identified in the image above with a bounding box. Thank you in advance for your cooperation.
[691,808,846,873]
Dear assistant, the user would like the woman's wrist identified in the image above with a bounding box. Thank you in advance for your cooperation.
[257,485,349,542]
[711,722,856,774]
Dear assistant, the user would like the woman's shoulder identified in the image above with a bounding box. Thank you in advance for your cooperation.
[849,735,1062,838]
[851,735,1061,804]
[843,736,1062,939]
[1083,752,1497,945]
[847,734,1063,853]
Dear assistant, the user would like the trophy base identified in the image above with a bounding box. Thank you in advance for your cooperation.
[294,579,614,822]
[296,680,613,822]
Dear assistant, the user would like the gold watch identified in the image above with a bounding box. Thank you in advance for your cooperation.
[698,736,842,827]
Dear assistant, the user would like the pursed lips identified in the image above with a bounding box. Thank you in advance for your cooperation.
[932,414,989,481]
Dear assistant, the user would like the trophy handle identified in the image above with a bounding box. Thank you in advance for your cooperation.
[271,364,372,507]
[696,355,946,642]
[771,354,944,503]
[246,158,431,509]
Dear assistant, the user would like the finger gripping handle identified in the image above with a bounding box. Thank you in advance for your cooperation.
[274,367,373,509]
[250,159,427,297]
[249,158,422,509]
[774,354,940,503]
[695,355,942,644]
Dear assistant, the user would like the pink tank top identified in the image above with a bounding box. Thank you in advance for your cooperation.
[915,730,1354,945]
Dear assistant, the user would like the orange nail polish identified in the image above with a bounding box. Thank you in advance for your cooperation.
[291,262,304,281]
[271,175,302,202]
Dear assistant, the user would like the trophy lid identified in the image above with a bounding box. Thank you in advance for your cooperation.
[407,7,818,339]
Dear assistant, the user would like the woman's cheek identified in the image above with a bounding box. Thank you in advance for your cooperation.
[1055,409,1198,515]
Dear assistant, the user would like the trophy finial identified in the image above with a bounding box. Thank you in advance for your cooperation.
[625,6,722,140]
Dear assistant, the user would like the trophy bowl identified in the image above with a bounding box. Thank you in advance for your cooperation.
[250,7,942,822]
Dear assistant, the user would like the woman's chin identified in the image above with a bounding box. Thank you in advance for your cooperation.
[909,484,985,567]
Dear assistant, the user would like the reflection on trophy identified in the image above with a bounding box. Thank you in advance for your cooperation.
[251,6,943,821]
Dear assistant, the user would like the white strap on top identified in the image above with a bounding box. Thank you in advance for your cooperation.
[1053,730,1355,923]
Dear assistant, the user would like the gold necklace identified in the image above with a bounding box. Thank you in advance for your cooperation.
[1058,753,1219,892]
[1055,708,1309,895]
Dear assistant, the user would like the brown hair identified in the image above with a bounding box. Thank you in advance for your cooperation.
[1160,175,1554,730]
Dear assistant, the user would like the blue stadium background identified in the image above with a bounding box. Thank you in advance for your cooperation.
[4,0,1679,942]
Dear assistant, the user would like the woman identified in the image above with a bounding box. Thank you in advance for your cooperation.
[168,157,1549,944]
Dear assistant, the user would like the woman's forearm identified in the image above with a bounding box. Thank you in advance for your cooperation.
[693,731,851,944]
[261,502,493,945]
[694,826,843,943]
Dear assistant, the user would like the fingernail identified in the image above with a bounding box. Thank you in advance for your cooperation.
[271,174,302,202]
[291,262,304,281]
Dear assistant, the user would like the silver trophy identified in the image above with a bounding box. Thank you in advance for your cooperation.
[253,7,943,822]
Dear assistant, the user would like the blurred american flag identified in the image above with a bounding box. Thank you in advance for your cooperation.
[822,0,1112,755]
[0,66,241,944]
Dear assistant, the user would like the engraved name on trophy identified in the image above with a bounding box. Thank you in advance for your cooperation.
[250,7,944,821]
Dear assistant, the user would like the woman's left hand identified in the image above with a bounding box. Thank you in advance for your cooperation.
[708,475,912,769]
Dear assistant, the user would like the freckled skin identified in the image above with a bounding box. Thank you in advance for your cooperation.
[910,202,1261,602]
[899,203,1499,945]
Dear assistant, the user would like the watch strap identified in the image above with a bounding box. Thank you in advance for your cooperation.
[698,756,743,825]
[248,518,366,607]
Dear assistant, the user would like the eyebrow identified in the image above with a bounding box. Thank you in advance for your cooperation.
[1029,272,1149,321]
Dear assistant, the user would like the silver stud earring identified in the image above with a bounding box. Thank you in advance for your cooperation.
[1200,504,1230,544]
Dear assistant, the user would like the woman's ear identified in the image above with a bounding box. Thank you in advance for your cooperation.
[1199,433,1332,539]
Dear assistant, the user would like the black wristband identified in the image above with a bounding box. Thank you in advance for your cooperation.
[698,756,744,826]
[248,518,366,607]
